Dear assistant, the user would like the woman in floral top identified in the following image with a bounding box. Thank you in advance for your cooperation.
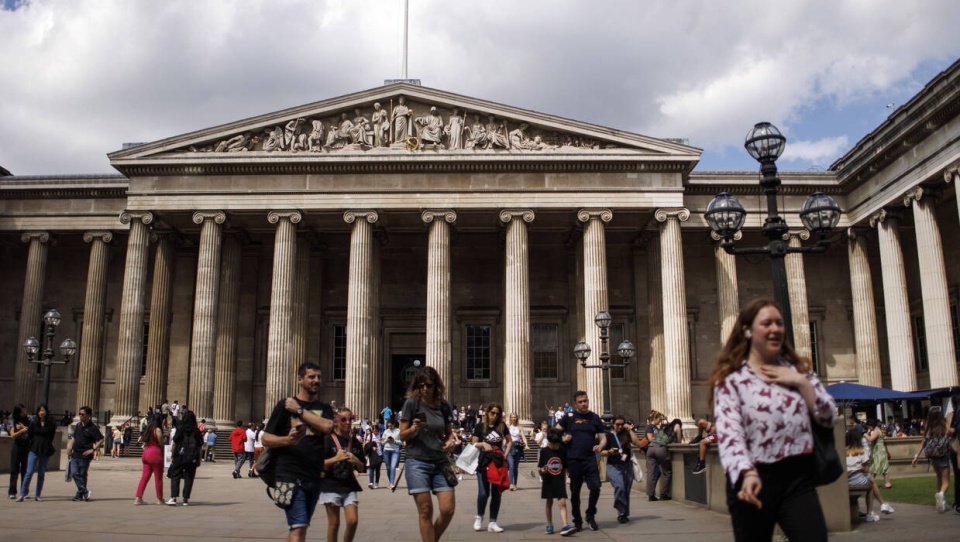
[709,299,836,542]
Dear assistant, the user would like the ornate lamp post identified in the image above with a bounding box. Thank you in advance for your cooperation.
[574,311,636,429]
[705,122,841,341]
[23,309,77,407]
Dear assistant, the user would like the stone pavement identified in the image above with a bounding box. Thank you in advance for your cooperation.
[1,457,955,541]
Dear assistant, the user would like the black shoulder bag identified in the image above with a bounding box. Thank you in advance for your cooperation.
[810,417,843,486]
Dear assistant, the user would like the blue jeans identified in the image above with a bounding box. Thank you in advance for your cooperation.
[383,449,400,486]
[20,451,49,497]
[476,470,502,521]
[404,457,453,495]
[507,448,521,486]
[285,479,322,530]
[70,456,92,498]
[606,462,634,517]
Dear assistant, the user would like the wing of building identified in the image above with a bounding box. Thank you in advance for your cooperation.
[2,61,959,427]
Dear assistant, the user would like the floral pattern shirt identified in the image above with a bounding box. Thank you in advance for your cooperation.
[713,358,835,482]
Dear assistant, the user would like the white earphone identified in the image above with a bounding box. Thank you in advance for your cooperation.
[745,330,752,338]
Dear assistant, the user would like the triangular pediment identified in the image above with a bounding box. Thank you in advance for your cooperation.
[109,83,700,174]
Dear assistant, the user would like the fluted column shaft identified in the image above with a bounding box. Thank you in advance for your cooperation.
[75,232,112,412]
[578,209,612,408]
[14,232,50,406]
[188,212,226,421]
[344,211,378,415]
[265,211,301,414]
[370,238,383,419]
[114,212,153,420]
[290,234,312,374]
[785,231,812,361]
[501,210,534,425]
[424,210,457,400]
[905,187,959,387]
[713,233,740,343]
[213,233,242,426]
[143,231,175,412]
[871,210,917,391]
[646,235,666,416]
[847,229,882,387]
[656,208,691,422]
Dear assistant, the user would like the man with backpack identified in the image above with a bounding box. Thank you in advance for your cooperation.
[263,362,334,542]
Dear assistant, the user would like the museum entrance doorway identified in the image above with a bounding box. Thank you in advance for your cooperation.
[391,354,425,416]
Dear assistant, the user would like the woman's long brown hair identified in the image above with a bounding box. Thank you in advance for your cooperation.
[405,365,446,405]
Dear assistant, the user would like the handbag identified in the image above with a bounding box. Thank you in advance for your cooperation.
[456,443,480,474]
[810,417,843,486]
[630,455,644,482]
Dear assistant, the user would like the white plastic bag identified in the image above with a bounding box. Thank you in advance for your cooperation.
[456,443,480,475]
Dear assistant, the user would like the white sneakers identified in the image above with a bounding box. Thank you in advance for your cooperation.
[474,516,483,531]
[474,516,504,533]
[487,521,504,533]
[864,512,880,522]
[880,502,895,514]
[165,498,177,506]
[936,491,947,512]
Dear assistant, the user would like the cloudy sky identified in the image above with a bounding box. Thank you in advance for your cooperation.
[1,0,958,176]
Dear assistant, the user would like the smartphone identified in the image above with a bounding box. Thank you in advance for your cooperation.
[413,413,427,423]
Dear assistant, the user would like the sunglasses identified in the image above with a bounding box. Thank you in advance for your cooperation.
[418,382,434,389]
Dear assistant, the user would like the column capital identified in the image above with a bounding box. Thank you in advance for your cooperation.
[903,185,942,207]
[119,211,154,225]
[83,231,114,244]
[869,208,900,229]
[710,230,742,242]
[942,162,960,184]
[576,208,612,223]
[655,208,690,223]
[268,210,303,224]
[785,229,811,242]
[499,209,535,224]
[846,227,873,242]
[21,231,50,244]
[343,210,378,224]
[193,210,228,225]
[421,209,458,224]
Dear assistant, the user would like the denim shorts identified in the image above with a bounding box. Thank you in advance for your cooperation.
[404,457,454,495]
[285,479,321,530]
[318,491,359,507]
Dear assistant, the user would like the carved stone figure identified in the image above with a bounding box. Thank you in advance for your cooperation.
[391,97,410,144]
[508,123,538,150]
[444,109,466,150]
[350,109,373,146]
[308,120,324,152]
[263,126,284,152]
[325,113,354,149]
[371,103,389,147]
[285,118,308,152]
[465,115,486,150]
[484,115,508,149]
[415,106,444,146]
[215,133,251,152]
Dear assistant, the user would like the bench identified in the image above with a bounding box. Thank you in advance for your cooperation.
[848,485,870,524]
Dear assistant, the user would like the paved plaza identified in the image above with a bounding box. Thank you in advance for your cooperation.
[1,457,956,541]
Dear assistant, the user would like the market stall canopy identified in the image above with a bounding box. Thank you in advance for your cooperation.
[825,381,931,402]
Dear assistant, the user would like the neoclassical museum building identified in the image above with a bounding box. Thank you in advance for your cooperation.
[3,59,960,428]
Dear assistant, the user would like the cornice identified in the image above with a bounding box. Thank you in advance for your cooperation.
[0,188,127,199]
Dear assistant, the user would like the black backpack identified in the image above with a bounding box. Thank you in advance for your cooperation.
[178,433,200,464]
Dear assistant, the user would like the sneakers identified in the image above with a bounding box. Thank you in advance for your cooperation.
[166,498,178,506]
[83,490,91,502]
[617,514,629,524]
[72,495,83,502]
[648,495,658,502]
[545,525,554,535]
[559,524,577,537]
[936,491,947,512]
[880,502,895,514]
[692,461,707,475]
[182,500,189,506]
[14,496,23,502]
[232,471,239,479]
[368,483,374,489]
[658,495,671,501]
[474,516,483,531]
[587,517,599,531]
[487,521,504,533]
[373,484,379,489]
[864,512,880,522]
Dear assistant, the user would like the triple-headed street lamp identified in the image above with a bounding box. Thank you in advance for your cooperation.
[23,309,77,407]
[705,122,841,342]
[574,311,635,430]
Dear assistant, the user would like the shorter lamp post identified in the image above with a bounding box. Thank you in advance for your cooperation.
[23,309,77,407]
[574,311,635,430]
[705,122,841,341]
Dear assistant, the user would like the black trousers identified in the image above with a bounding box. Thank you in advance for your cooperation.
[7,442,28,497]
[568,457,601,525]
[726,454,826,542]
[951,447,959,507]
[170,464,197,500]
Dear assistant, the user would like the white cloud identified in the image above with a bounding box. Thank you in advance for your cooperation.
[780,136,850,167]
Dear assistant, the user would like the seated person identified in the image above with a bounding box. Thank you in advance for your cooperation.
[845,429,894,522]
[691,419,716,474]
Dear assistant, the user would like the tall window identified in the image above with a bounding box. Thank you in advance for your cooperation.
[532,324,559,380]
[809,321,821,375]
[912,315,928,371]
[332,325,347,381]
[466,324,492,381]
[609,323,626,379]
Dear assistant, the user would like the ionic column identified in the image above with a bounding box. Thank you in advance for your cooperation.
[578,209,612,409]
[187,211,226,421]
[785,230,812,360]
[847,228,882,387]
[264,211,301,414]
[645,234,667,415]
[656,208,692,422]
[75,231,112,412]
[870,209,917,391]
[344,210,378,415]
[904,187,959,387]
[423,210,457,399]
[14,232,50,406]
[143,231,176,412]
[290,233,313,373]
[114,212,153,420]
[213,232,243,427]
[501,209,534,425]
[712,232,740,342]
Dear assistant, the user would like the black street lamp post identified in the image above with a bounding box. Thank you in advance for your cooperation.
[574,311,636,430]
[23,309,77,407]
[705,122,841,342]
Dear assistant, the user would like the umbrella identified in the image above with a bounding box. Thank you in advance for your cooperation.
[825,382,927,402]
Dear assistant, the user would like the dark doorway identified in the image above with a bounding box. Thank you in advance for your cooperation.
[391,355,425,414]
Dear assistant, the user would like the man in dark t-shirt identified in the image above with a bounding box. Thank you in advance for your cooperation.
[263,362,334,541]
[556,391,606,532]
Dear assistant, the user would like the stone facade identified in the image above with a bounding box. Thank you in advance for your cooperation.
[2,62,960,427]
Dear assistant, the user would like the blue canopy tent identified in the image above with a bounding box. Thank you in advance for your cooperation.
[825,382,928,402]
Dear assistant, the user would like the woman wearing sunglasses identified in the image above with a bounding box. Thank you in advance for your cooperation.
[399,366,458,542]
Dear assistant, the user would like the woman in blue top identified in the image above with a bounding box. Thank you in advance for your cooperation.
[381,419,401,490]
